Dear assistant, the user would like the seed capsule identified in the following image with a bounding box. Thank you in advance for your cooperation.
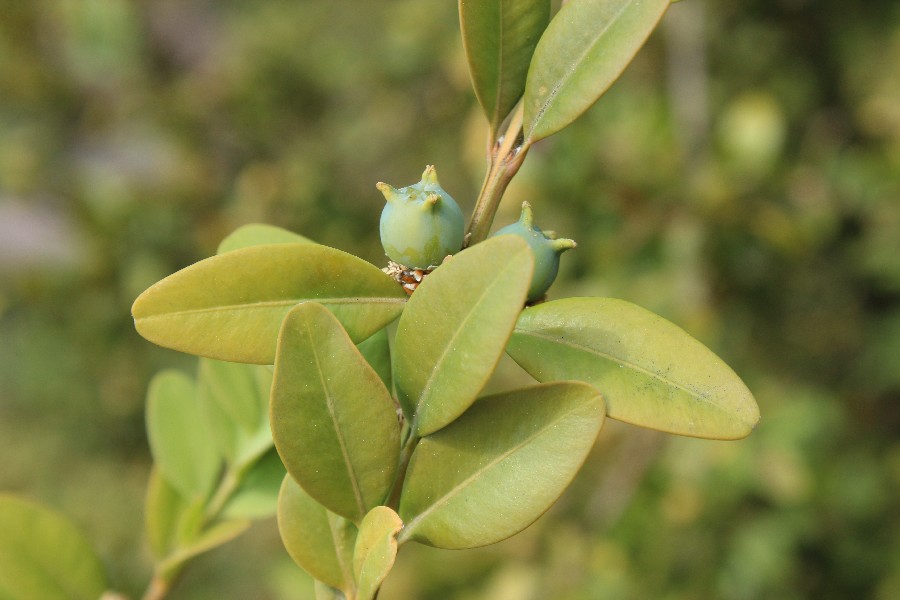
[378,165,465,269]
[492,201,576,302]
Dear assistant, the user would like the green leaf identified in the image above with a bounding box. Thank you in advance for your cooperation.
[271,302,400,523]
[356,327,392,391]
[157,518,251,581]
[353,506,403,600]
[459,0,550,136]
[507,297,760,439]
[222,449,287,520]
[146,370,221,500]
[197,358,273,467]
[398,382,605,549]
[217,223,314,254]
[394,235,533,436]
[0,495,108,600]
[522,0,670,142]
[145,466,187,559]
[277,476,356,593]
[132,243,407,364]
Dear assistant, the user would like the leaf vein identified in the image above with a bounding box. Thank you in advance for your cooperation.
[528,0,633,138]
[307,319,367,520]
[136,297,406,320]
[415,251,528,422]
[403,399,585,538]
[513,328,718,406]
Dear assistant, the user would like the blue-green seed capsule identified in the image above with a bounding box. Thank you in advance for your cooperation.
[378,165,465,269]
[492,201,576,302]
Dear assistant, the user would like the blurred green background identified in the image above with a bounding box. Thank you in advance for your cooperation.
[1,0,898,598]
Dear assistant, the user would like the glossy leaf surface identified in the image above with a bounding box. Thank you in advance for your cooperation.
[197,358,273,467]
[460,0,550,135]
[146,370,220,499]
[271,302,400,523]
[399,382,605,549]
[277,476,356,593]
[0,495,107,600]
[523,0,669,142]
[217,223,313,254]
[394,235,533,436]
[353,506,403,600]
[222,449,287,520]
[132,243,407,364]
[507,297,760,439]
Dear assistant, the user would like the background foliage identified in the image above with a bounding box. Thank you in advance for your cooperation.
[1,0,898,598]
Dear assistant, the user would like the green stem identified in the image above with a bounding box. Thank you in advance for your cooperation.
[465,103,531,246]
[203,466,243,524]
[140,575,172,600]
[385,434,420,511]
[140,462,248,600]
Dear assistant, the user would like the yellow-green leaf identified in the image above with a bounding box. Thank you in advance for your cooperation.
[277,476,356,594]
[523,0,670,143]
[217,223,313,254]
[460,0,550,136]
[353,506,403,600]
[394,235,533,436]
[146,370,221,500]
[132,243,407,364]
[271,303,400,523]
[398,382,605,549]
[507,297,760,439]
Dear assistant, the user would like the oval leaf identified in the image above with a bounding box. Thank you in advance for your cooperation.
[0,495,108,600]
[277,476,356,593]
[353,506,403,600]
[217,223,313,254]
[507,297,760,439]
[146,370,221,499]
[271,302,400,523]
[197,358,273,467]
[523,0,670,142]
[460,0,550,135]
[398,382,605,549]
[394,235,534,436]
[132,243,407,364]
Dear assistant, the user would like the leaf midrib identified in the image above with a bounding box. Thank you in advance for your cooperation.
[527,0,633,139]
[490,0,507,127]
[306,318,367,521]
[513,328,724,408]
[414,251,528,417]
[135,296,406,320]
